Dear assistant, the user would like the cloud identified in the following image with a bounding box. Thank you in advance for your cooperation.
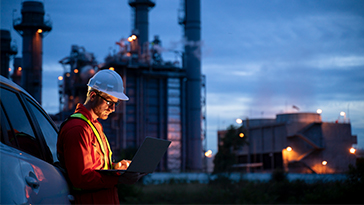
[2,0,364,151]
[306,56,364,69]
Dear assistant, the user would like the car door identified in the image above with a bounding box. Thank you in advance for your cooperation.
[0,85,72,204]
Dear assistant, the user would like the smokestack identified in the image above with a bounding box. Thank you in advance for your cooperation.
[1,29,17,78]
[184,0,202,171]
[128,0,155,55]
[13,0,52,104]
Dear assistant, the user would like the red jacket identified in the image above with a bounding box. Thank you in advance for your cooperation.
[57,104,119,204]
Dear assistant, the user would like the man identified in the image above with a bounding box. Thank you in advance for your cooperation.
[57,69,143,204]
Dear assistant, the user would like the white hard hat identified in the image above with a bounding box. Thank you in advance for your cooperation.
[87,69,129,101]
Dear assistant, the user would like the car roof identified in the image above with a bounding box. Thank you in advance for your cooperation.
[0,75,39,106]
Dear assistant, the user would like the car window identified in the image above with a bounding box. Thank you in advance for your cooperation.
[0,105,17,147]
[0,87,43,159]
[26,98,59,162]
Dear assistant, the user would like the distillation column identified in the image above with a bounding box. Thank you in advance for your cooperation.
[184,0,202,171]
[13,1,52,104]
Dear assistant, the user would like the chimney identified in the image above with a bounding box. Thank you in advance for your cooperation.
[183,0,203,171]
[128,0,155,55]
[13,0,52,104]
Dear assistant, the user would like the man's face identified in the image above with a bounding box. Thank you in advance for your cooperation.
[92,91,120,120]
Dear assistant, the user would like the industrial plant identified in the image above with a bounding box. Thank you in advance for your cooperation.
[1,0,206,172]
[1,0,360,175]
[217,112,358,173]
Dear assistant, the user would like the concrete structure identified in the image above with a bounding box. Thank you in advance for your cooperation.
[13,0,52,104]
[218,113,357,174]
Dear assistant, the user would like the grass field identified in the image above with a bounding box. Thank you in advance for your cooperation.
[117,177,363,204]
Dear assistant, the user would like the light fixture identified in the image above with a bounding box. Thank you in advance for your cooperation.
[322,161,327,166]
[286,146,292,152]
[205,150,212,158]
[350,147,356,154]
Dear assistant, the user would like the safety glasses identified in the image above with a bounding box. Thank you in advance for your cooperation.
[96,92,120,107]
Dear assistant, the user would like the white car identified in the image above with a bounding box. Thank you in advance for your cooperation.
[0,75,73,204]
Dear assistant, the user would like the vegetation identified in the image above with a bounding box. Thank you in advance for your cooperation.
[117,158,364,204]
[213,125,247,173]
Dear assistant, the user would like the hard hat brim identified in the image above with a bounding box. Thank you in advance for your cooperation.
[104,90,129,101]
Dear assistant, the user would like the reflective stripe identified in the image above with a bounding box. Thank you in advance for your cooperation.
[70,113,113,170]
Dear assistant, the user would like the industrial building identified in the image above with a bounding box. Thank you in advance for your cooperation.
[217,112,358,174]
[1,0,206,172]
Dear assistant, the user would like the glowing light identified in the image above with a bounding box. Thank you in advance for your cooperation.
[286,146,292,152]
[37,29,42,33]
[350,147,356,154]
[18,67,22,71]
[8,68,11,72]
[316,109,322,114]
[58,76,63,81]
[66,72,70,77]
[322,161,327,166]
[340,111,346,116]
[236,118,242,124]
[74,69,79,74]
[109,67,115,71]
[205,150,212,158]
[239,133,244,138]
[128,35,137,42]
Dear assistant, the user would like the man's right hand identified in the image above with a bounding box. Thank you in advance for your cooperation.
[118,172,147,185]
[114,160,131,170]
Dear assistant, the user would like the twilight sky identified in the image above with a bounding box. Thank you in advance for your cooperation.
[1,0,364,153]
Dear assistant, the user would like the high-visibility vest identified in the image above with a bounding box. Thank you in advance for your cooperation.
[70,113,113,170]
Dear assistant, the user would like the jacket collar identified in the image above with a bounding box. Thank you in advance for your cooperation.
[74,103,98,124]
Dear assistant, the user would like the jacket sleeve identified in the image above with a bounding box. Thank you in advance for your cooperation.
[60,123,118,190]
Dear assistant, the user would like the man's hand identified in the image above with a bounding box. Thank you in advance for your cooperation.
[118,172,148,185]
[114,160,131,170]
